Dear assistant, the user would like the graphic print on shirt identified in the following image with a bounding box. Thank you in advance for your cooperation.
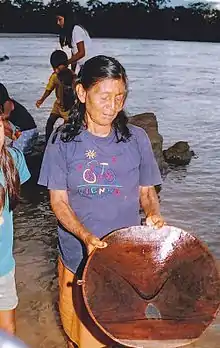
[76,149,122,198]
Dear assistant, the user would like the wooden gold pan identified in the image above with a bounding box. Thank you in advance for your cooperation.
[82,225,220,348]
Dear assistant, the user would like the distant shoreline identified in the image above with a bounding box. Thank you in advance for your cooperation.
[1,33,220,44]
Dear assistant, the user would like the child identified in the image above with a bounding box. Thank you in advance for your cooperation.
[36,50,75,142]
[0,117,30,334]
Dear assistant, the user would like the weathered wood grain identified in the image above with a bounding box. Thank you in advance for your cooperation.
[82,226,220,347]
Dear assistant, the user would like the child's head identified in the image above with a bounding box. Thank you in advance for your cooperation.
[0,183,5,226]
[50,50,68,72]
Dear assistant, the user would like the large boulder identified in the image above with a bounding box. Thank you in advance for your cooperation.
[25,135,45,183]
[163,141,195,166]
[129,112,167,172]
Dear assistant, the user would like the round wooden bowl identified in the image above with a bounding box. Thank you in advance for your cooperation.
[82,225,220,348]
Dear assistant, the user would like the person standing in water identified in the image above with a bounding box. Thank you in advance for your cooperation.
[38,55,165,348]
[56,5,92,74]
[0,116,30,335]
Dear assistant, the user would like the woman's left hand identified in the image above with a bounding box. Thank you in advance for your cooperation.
[145,214,166,229]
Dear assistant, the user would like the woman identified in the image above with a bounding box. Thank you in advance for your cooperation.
[0,83,38,155]
[38,55,165,348]
[56,5,92,74]
[0,116,30,334]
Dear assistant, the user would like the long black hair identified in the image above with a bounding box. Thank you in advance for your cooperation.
[0,145,20,211]
[0,183,5,213]
[0,108,20,211]
[57,68,75,111]
[56,5,88,49]
[52,55,131,144]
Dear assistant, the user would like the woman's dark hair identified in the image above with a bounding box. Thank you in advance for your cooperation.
[0,145,20,211]
[56,5,88,48]
[57,68,75,111]
[52,55,131,144]
[0,183,5,212]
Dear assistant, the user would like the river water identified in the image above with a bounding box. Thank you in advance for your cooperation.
[0,34,220,347]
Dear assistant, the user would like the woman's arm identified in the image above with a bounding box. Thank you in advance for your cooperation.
[68,41,85,66]
[50,189,107,254]
[139,186,165,228]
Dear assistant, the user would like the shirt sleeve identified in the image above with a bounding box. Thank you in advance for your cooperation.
[46,73,57,92]
[0,83,10,105]
[12,149,31,184]
[72,25,85,44]
[38,136,68,190]
[135,127,162,187]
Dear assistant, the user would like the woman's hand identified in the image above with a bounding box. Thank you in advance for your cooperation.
[84,234,108,255]
[145,214,166,229]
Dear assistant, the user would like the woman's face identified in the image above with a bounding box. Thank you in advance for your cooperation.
[77,78,126,127]
[56,15,65,28]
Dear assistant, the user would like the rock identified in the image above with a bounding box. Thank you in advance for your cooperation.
[0,54,9,62]
[25,135,45,183]
[129,112,168,172]
[163,141,195,165]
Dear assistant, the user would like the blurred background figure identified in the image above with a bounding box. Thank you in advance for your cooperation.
[0,83,38,155]
[36,50,75,142]
[56,4,92,74]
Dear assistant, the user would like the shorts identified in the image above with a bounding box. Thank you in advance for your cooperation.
[51,101,70,121]
[0,268,18,311]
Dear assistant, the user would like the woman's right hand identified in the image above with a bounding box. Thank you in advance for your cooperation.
[84,234,107,255]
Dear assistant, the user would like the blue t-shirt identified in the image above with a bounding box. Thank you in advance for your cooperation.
[38,125,162,273]
[0,148,30,276]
